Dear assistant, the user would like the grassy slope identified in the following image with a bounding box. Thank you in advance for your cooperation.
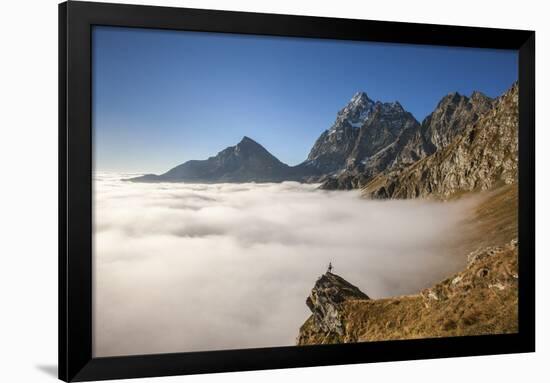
[298,184,518,345]
[462,184,518,250]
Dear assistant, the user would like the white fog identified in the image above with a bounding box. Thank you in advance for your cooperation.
[92,172,478,356]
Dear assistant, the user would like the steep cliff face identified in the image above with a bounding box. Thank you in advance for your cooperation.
[421,90,493,152]
[347,102,420,170]
[362,83,518,199]
[319,88,495,191]
[304,92,374,174]
[304,92,419,177]
[297,239,518,345]
[297,273,369,344]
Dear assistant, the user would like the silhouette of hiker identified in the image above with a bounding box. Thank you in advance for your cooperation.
[327,262,333,273]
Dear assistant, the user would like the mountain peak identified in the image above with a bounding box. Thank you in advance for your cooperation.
[387,100,404,111]
[238,136,257,145]
[447,91,462,100]
[469,90,492,105]
[130,135,298,183]
[470,90,486,98]
[350,91,370,103]
[233,136,271,156]
[333,91,376,127]
[307,89,419,174]
[347,91,374,112]
[436,91,466,109]
[235,136,267,152]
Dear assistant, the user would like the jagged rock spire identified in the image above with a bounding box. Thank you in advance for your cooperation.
[305,273,369,336]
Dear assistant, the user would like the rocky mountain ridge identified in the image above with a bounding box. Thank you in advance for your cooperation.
[303,92,420,176]
[319,88,499,190]
[129,84,515,193]
[129,90,421,183]
[361,83,518,199]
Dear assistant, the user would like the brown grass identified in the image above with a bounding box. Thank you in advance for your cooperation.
[464,184,518,249]
[345,244,517,342]
[298,184,519,345]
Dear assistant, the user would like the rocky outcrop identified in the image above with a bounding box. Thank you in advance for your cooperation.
[421,239,518,304]
[297,272,369,344]
[362,83,518,199]
[421,90,493,152]
[297,239,518,345]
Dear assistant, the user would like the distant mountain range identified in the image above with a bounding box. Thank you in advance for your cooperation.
[129,83,518,199]
[130,136,319,183]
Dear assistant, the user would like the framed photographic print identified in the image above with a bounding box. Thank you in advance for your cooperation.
[59,1,535,381]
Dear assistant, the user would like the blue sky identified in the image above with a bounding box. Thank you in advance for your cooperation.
[92,26,517,173]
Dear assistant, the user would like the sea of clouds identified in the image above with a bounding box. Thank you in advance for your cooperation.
[92,172,478,357]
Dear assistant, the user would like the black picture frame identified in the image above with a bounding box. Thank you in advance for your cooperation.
[59,1,535,381]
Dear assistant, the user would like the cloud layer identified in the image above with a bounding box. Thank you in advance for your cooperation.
[93,173,477,356]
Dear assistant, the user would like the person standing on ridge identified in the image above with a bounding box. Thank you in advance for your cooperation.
[327,262,333,273]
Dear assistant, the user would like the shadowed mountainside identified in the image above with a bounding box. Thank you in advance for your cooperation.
[319,88,496,190]
[129,136,320,183]
[361,84,518,199]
